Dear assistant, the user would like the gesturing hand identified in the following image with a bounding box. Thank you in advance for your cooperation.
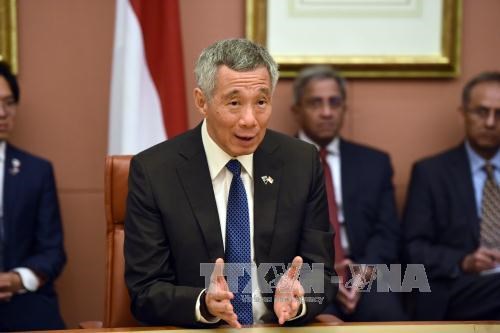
[205,258,241,328]
[274,256,305,324]
[461,247,500,273]
[0,272,23,302]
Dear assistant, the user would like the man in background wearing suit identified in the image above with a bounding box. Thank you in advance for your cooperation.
[403,71,500,320]
[0,62,66,331]
[124,39,335,328]
[292,66,407,321]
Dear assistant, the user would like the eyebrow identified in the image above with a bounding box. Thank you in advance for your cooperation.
[475,104,500,111]
[258,87,271,96]
[224,90,240,98]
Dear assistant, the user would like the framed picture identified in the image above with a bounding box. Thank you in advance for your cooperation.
[0,0,18,73]
[246,0,462,78]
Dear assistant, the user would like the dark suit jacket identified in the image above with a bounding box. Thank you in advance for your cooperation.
[124,124,336,327]
[402,143,479,319]
[339,139,401,265]
[0,144,66,327]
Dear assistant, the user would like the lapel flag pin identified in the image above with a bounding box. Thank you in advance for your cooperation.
[10,158,21,175]
[261,175,274,185]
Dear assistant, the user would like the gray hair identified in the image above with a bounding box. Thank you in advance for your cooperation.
[194,38,279,99]
[292,65,347,106]
[462,71,500,107]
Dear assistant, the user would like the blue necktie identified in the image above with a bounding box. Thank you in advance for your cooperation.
[225,159,253,325]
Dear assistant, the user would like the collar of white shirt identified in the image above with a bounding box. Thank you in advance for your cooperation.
[465,140,500,175]
[0,140,6,162]
[297,131,340,155]
[201,120,253,180]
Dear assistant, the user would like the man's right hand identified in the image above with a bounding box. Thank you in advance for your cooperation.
[461,247,500,273]
[205,258,241,328]
[0,272,23,301]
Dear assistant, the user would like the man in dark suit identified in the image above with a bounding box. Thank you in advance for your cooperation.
[0,62,66,331]
[124,39,335,328]
[292,66,407,321]
[403,71,500,320]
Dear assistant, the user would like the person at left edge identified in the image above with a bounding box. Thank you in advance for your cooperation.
[124,38,336,328]
[0,61,66,331]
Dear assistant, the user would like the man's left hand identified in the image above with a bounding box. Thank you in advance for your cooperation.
[274,256,305,324]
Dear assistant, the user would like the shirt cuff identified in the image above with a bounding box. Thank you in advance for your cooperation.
[12,267,40,292]
[195,289,220,324]
[287,297,307,321]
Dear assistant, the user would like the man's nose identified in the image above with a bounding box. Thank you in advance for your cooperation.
[485,110,496,127]
[0,104,9,117]
[240,105,257,126]
[319,102,334,117]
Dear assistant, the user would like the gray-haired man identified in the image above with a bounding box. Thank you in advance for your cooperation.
[124,39,336,328]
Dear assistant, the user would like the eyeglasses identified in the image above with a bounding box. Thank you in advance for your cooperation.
[467,106,500,122]
[0,98,17,116]
[303,96,344,111]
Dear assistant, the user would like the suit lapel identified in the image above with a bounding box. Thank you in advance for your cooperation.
[449,144,480,240]
[3,144,21,241]
[176,127,224,262]
[339,140,358,242]
[253,133,283,262]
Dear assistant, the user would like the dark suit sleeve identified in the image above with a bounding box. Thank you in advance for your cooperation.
[403,163,466,279]
[358,154,401,265]
[124,157,205,327]
[21,162,66,282]
[290,145,336,324]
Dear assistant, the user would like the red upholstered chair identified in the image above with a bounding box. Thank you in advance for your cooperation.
[103,155,139,327]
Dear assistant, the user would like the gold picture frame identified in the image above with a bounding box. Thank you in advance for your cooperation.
[246,0,462,78]
[0,0,18,73]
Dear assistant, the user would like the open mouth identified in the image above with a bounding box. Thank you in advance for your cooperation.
[235,134,255,142]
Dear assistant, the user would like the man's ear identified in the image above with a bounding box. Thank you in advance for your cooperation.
[194,88,207,116]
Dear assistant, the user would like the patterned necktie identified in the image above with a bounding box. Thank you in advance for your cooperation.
[225,159,253,325]
[480,163,500,250]
[319,148,347,282]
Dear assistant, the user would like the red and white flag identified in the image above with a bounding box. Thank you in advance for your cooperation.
[108,0,187,155]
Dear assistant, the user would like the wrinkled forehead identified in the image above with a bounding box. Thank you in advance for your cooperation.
[304,78,342,96]
[215,65,272,89]
[216,64,271,79]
